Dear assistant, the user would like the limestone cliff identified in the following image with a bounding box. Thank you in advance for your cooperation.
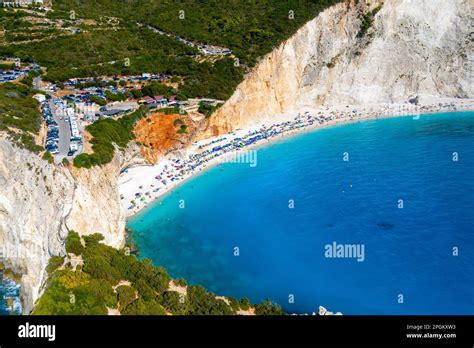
[0,138,73,314]
[0,136,142,313]
[202,0,473,136]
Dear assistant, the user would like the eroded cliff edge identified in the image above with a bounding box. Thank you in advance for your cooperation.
[0,137,143,313]
[201,0,473,136]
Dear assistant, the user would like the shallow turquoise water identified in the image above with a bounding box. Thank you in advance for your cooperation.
[128,112,474,314]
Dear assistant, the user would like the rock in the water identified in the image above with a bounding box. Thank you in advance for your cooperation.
[319,305,343,315]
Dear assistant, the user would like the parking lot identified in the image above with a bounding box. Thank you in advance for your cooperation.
[41,98,83,163]
[41,101,59,155]
[51,99,73,161]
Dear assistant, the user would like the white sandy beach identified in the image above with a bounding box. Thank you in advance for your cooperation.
[118,97,474,217]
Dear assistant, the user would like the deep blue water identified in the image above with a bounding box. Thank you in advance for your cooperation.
[128,112,474,315]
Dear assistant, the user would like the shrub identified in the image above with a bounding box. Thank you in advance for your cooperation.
[187,285,233,315]
[82,255,121,283]
[141,81,175,98]
[65,231,84,256]
[74,278,117,313]
[89,95,106,106]
[176,124,187,134]
[46,256,64,275]
[73,153,94,169]
[42,151,54,164]
[173,118,184,127]
[122,298,166,315]
[239,297,250,310]
[198,102,221,118]
[32,272,79,315]
[105,90,126,102]
[174,278,187,287]
[0,83,42,151]
[158,291,187,314]
[227,297,241,312]
[83,233,105,245]
[116,285,136,309]
[356,5,382,39]
[254,299,285,315]
[133,278,156,301]
[141,262,170,294]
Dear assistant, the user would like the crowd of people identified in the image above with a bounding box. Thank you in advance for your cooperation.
[123,110,364,212]
[122,99,474,214]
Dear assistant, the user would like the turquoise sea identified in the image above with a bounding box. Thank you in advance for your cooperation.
[130,111,472,314]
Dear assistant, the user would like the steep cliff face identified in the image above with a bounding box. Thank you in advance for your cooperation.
[65,153,133,250]
[202,0,473,136]
[0,136,142,313]
[0,138,74,314]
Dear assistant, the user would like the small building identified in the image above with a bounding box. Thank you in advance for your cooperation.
[154,95,168,106]
[138,96,155,104]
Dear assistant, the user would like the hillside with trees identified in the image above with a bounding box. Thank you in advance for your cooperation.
[0,1,340,100]
[52,0,342,66]
[33,231,285,315]
[0,82,43,152]
[0,1,340,162]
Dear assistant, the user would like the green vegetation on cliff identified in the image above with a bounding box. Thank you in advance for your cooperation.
[0,82,43,153]
[33,231,284,315]
[356,4,382,39]
[73,106,148,168]
[198,102,223,118]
